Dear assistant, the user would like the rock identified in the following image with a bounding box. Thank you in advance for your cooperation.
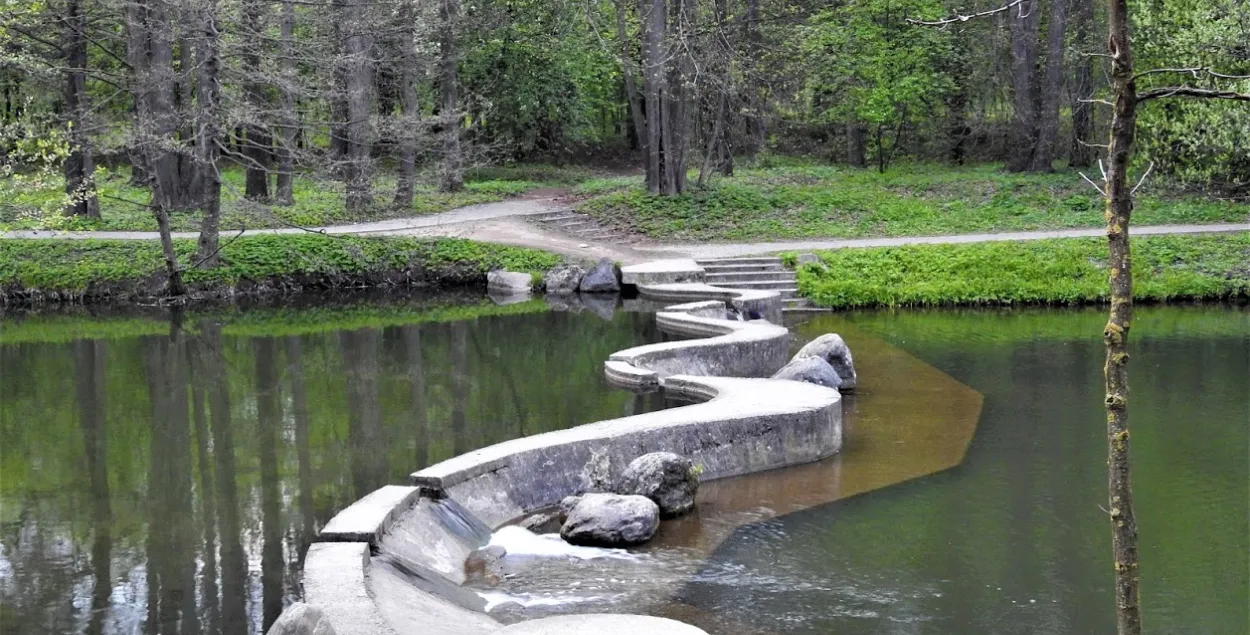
[519,511,563,534]
[544,264,585,294]
[771,356,842,390]
[487,270,534,294]
[616,452,699,518]
[792,333,857,390]
[579,258,620,293]
[796,252,823,266]
[464,545,508,586]
[560,493,660,547]
[265,603,336,635]
[559,495,582,517]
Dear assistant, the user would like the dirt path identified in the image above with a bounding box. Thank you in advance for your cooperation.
[3,193,1244,263]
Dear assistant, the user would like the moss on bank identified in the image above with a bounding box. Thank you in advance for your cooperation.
[0,235,562,304]
[789,233,1250,308]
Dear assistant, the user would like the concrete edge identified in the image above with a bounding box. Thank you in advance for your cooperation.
[620,258,706,285]
[320,485,421,544]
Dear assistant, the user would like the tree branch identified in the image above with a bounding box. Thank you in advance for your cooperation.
[906,0,1026,26]
[1138,86,1250,102]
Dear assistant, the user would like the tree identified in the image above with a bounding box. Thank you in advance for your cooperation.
[438,0,463,193]
[62,0,99,218]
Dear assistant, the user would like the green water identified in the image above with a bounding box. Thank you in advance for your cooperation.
[0,296,665,635]
[680,305,1249,634]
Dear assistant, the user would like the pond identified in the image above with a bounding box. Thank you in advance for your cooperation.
[1,299,1246,635]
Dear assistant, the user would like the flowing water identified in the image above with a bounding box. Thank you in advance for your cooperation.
[2,299,1246,635]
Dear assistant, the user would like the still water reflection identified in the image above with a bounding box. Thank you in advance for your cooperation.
[0,297,664,635]
[678,305,1249,635]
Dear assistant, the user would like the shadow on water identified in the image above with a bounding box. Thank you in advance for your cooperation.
[0,292,665,635]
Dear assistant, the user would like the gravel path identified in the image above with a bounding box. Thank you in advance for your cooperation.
[2,195,1244,263]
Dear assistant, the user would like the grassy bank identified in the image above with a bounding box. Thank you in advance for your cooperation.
[578,163,1247,241]
[0,234,562,304]
[0,163,595,232]
[788,233,1250,308]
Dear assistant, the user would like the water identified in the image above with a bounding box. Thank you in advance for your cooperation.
[0,294,667,635]
[672,305,1249,634]
[4,300,1246,635]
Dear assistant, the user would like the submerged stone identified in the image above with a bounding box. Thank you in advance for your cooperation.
[265,602,336,635]
[518,511,563,534]
[617,452,699,518]
[544,264,586,294]
[772,356,843,390]
[579,258,621,293]
[560,493,659,547]
[793,333,857,390]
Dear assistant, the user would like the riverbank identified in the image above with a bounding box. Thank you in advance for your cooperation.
[0,235,561,305]
[788,233,1250,308]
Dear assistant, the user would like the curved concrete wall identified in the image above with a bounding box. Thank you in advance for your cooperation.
[305,284,841,635]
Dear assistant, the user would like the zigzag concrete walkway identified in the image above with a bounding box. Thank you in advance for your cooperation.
[2,191,1244,262]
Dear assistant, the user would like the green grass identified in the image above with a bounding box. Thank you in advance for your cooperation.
[789,233,1250,308]
[577,163,1249,241]
[0,298,550,345]
[0,163,597,232]
[0,234,562,297]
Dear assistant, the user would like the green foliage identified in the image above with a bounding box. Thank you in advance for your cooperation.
[0,235,562,294]
[792,233,1250,308]
[799,0,952,170]
[578,162,1247,241]
[0,164,594,232]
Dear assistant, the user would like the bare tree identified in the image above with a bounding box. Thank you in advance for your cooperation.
[275,0,297,205]
[63,0,100,218]
[438,0,463,193]
[194,0,223,266]
[1030,0,1066,171]
[242,0,271,200]
[1069,0,1095,167]
[1005,0,1040,171]
[341,0,374,211]
[393,0,422,208]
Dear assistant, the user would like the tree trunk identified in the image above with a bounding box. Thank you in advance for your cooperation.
[847,120,866,167]
[741,0,763,156]
[328,0,349,171]
[242,0,270,200]
[393,0,420,209]
[1031,0,1066,172]
[124,5,150,188]
[1069,0,1095,168]
[698,89,728,187]
[1102,0,1143,633]
[63,0,100,218]
[438,0,463,193]
[642,0,664,192]
[615,0,648,168]
[1006,0,1041,172]
[342,0,374,210]
[275,0,296,205]
[194,0,222,266]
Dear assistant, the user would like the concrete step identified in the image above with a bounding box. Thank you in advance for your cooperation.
[557,221,591,230]
[578,228,618,236]
[709,284,799,299]
[705,271,796,283]
[710,280,797,290]
[701,263,786,274]
[696,256,782,266]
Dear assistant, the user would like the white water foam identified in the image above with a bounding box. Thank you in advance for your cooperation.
[487,526,642,561]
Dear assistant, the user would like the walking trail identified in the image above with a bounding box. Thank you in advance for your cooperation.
[2,193,1245,264]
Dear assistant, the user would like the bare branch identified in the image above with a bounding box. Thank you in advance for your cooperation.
[1130,161,1155,196]
[906,0,1024,26]
[1080,98,1116,107]
[1138,86,1250,102]
[1079,172,1107,197]
[1098,159,1107,183]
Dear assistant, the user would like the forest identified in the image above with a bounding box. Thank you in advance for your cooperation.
[1,0,1247,244]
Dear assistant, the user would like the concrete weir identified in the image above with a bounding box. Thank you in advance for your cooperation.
[302,260,843,635]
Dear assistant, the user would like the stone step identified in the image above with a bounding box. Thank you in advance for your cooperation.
[709,284,799,299]
[705,271,796,283]
[696,256,782,266]
[557,221,591,230]
[709,280,797,290]
[701,262,785,274]
[578,227,618,236]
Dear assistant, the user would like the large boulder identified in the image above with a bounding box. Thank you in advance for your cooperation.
[772,355,842,390]
[544,264,585,294]
[266,603,336,635]
[487,270,534,294]
[560,493,660,547]
[579,258,621,294]
[616,452,699,518]
[792,333,857,390]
